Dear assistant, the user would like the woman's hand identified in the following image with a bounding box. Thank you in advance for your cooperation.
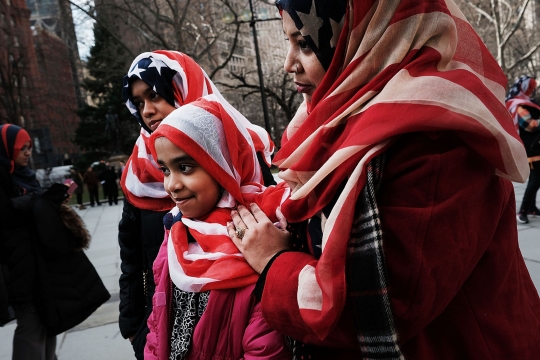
[228,204,291,274]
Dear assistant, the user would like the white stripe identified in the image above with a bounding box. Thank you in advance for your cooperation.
[183,242,243,261]
[168,234,218,292]
[321,141,388,252]
[297,265,323,311]
[124,161,168,198]
[181,218,228,236]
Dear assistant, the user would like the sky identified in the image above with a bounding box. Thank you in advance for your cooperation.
[70,0,95,60]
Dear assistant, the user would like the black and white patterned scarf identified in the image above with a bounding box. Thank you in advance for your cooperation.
[288,156,403,359]
[169,286,210,360]
[346,155,403,359]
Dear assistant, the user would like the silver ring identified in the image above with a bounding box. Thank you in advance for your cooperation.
[295,64,298,73]
[235,227,246,239]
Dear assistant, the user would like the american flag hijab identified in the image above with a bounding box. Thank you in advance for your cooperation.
[121,50,273,211]
[149,95,287,292]
[272,0,529,348]
[505,75,540,128]
[276,0,347,70]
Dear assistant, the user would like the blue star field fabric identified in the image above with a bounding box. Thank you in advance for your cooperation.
[276,0,347,70]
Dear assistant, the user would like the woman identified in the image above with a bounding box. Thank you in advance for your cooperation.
[0,124,109,360]
[118,50,275,359]
[506,75,540,224]
[229,1,540,359]
[0,124,52,360]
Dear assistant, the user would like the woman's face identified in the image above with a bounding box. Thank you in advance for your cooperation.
[282,11,327,102]
[15,141,32,167]
[131,79,176,132]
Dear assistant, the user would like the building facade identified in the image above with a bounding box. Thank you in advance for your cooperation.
[0,0,82,168]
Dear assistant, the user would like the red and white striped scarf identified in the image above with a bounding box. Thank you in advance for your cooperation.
[273,0,529,339]
[121,51,273,211]
[150,96,285,292]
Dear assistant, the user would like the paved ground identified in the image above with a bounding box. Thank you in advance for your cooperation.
[0,180,539,360]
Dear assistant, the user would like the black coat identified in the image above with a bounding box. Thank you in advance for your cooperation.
[31,185,110,334]
[118,199,168,359]
[0,164,36,303]
[1,168,110,335]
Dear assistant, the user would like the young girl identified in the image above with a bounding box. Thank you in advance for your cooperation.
[145,95,290,360]
[118,50,275,359]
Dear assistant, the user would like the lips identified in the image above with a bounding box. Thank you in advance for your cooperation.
[294,82,313,94]
[149,120,162,131]
[173,196,193,206]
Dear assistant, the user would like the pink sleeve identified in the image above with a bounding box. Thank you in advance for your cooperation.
[144,237,170,360]
[242,303,292,359]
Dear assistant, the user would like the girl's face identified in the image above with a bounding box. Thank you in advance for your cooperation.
[155,137,221,219]
[282,11,327,102]
[131,79,176,132]
[15,141,32,167]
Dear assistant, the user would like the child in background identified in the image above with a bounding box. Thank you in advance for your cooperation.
[145,95,291,360]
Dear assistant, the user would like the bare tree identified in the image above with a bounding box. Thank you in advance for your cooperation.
[457,0,540,82]
[217,65,301,145]
[70,0,297,144]
[69,0,243,78]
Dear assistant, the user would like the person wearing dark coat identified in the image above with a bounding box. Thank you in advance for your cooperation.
[82,166,101,207]
[101,165,118,206]
[69,168,86,210]
[0,124,110,360]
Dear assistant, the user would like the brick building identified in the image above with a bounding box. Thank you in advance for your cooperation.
[0,0,82,168]
[31,27,81,167]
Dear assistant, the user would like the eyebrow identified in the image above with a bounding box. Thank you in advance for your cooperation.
[157,154,195,165]
[283,30,303,38]
[131,85,152,101]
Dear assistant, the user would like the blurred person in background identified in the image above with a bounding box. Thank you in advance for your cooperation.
[506,75,540,224]
[0,124,109,360]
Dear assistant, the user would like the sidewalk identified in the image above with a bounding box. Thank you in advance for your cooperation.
[0,181,539,359]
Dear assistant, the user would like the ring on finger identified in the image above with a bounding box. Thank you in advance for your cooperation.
[235,227,247,240]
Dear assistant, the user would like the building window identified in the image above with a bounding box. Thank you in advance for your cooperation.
[13,35,19,47]
[10,16,15,27]
[22,76,27,87]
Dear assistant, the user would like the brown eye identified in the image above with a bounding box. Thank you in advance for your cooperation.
[298,40,309,49]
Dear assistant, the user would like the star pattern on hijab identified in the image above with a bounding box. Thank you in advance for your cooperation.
[276,0,347,70]
[129,64,146,79]
[148,58,166,75]
[330,16,344,48]
[296,0,323,48]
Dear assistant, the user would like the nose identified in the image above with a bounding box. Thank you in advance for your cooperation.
[141,100,156,119]
[283,46,297,74]
[165,171,183,195]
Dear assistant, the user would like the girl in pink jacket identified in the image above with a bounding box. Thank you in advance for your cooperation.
[145,95,291,360]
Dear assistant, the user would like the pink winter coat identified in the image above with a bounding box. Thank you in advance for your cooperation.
[145,237,292,360]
